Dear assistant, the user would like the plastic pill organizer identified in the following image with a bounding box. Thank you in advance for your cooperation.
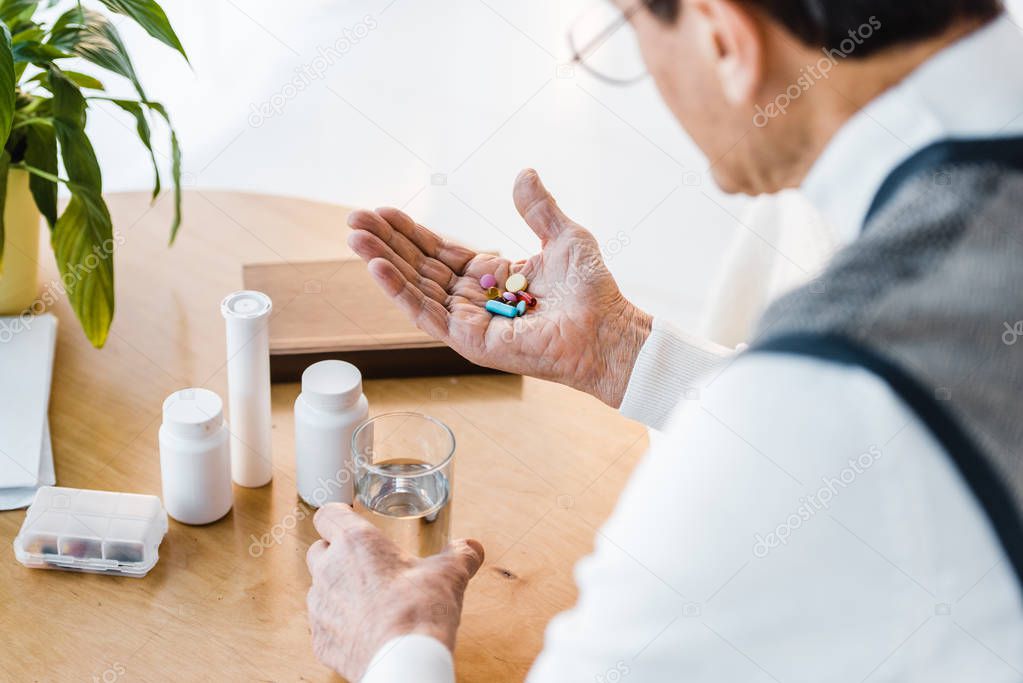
[13,486,168,577]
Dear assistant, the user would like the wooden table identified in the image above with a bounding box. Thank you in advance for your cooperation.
[0,191,648,682]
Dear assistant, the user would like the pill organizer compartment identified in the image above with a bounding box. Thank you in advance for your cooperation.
[13,487,168,577]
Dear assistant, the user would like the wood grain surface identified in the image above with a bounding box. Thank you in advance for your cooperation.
[0,190,648,682]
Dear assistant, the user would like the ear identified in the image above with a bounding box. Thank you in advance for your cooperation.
[690,0,764,104]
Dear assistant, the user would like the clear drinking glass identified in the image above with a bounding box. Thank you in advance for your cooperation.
[351,412,454,557]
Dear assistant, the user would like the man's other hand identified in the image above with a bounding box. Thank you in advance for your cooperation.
[306,503,485,681]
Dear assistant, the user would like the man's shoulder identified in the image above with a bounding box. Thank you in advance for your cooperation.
[664,350,911,447]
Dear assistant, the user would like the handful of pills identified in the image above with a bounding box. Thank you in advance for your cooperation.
[481,272,537,318]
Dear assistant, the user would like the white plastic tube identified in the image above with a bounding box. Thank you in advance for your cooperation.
[221,291,273,487]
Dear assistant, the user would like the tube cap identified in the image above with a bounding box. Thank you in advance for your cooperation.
[162,388,223,439]
[301,361,363,410]
[221,291,272,320]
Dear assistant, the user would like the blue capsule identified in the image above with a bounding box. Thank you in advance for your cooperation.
[485,299,519,318]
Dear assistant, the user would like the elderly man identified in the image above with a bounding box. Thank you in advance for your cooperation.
[306,1,1023,681]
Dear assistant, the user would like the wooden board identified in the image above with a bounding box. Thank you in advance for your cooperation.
[0,190,649,683]
[243,259,499,381]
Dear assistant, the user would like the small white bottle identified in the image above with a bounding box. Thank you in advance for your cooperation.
[159,388,233,525]
[295,361,369,507]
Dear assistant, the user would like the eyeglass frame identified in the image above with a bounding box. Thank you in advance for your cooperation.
[566,0,650,86]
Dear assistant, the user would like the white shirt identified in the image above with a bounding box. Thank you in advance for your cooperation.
[361,16,1023,683]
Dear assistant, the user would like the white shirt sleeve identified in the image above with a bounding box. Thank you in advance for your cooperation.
[360,635,453,683]
[529,353,1023,682]
[619,318,732,430]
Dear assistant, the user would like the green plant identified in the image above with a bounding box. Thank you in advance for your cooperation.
[0,0,187,347]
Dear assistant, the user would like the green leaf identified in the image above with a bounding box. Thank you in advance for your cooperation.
[145,100,180,243]
[0,150,9,272]
[61,70,104,90]
[53,113,101,189]
[110,98,159,200]
[13,40,72,64]
[96,0,188,64]
[0,0,39,24]
[24,120,56,226]
[52,186,115,347]
[166,127,180,242]
[26,69,103,91]
[49,65,90,129]
[0,23,15,144]
[47,66,115,346]
[12,26,45,43]
[49,7,147,101]
[50,67,103,208]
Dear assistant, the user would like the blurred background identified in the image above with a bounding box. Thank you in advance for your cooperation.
[83,0,1023,329]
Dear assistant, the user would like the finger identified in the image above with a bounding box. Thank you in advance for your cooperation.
[377,207,476,275]
[353,210,460,289]
[439,538,485,580]
[350,208,462,289]
[348,230,451,303]
[367,258,451,340]
[312,503,371,544]
[513,169,572,243]
[306,539,329,573]
[348,209,446,280]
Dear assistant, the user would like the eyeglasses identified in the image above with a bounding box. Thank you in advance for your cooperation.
[567,1,649,86]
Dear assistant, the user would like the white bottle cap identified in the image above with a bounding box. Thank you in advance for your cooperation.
[301,361,363,410]
[162,388,224,439]
[221,290,272,320]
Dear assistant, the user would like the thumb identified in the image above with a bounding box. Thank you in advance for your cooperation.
[439,538,485,581]
[513,169,572,243]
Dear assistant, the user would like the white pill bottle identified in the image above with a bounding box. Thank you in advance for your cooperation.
[159,388,233,525]
[294,361,369,507]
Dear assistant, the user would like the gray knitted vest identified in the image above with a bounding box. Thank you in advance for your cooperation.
[751,138,1023,589]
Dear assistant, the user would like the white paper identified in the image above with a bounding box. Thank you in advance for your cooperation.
[0,313,57,490]
[0,418,53,510]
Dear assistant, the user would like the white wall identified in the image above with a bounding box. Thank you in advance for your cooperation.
[83,0,1023,328]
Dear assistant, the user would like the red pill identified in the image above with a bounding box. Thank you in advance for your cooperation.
[517,291,537,307]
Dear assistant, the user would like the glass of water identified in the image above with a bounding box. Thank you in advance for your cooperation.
[351,412,454,557]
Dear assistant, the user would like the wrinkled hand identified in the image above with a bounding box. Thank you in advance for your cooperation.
[306,504,485,682]
[347,169,653,407]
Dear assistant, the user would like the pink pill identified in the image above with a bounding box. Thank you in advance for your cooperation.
[480,274,497,289]
[502,291,519,304]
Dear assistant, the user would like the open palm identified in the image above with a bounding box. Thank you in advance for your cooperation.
[346,170,651,405]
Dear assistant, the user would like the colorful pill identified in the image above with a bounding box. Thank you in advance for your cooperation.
[502,291,519,304]
[517,291,537,307]
[485,300,518,318]
[486,287,501,300]
[505,273,528,293]
[516,301,526,316]
[480,274,497,289]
